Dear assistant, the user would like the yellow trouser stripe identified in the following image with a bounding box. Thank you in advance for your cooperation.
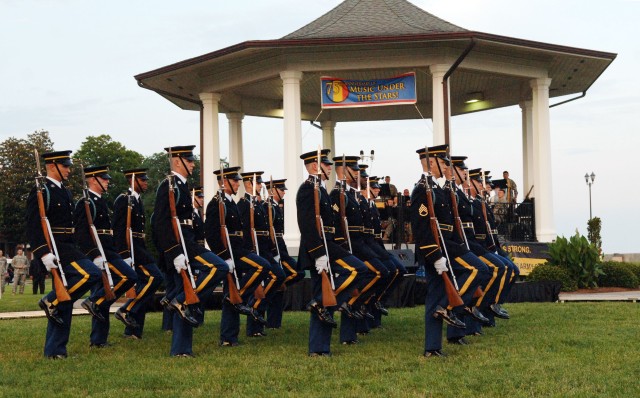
[126,265,153,312]
[349,261,380,305]
[97,262,128,305]
[262,271,278,296]
[334,259,357,295]
[194,255,218,293]
[239,257,263,295]
[477,257,499,306]
[455,257,478,297]
[495,267,508,303]
[53,261,89,306]
[282,260,299,284]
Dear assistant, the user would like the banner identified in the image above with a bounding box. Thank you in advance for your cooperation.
[320,72,416,108]
[501,242,550,276]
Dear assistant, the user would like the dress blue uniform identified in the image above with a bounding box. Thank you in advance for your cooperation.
[112,169,164,339]
[26,151,102,358]
[74,165,138,347]
[204,167,271,346]
[152,146,228,356]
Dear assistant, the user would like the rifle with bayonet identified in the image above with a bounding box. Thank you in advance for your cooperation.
[80,164,115,301]
[217,165,243,305]
[125,173,137,299]
[249,174,266,300]
[33,149,71,302]
[314,147,337,307]
[266,176,282,266]
[339,154,353,253]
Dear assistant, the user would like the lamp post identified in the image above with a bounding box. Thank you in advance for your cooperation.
[584,172,595,219]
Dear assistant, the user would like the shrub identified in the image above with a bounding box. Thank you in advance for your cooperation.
[598,262,640,288]
[528,264,578,292]
[625,262,640,282]
[547,232,602,288]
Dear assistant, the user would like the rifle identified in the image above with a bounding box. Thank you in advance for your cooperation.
[249,173,266,300]
[166,155,199,305]
[266,176,282,264]
[314,147,337,307]
[33,150,71,302]
[217,165,243,305]
[524,185,534,201]
[339,154,353,253]
[481,171,498,251]
[124,174,137,299]
[80,164,115,301]
[424,147,464,308]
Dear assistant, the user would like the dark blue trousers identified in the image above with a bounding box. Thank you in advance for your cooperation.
[123,263,164,338]
[424,267,448,352]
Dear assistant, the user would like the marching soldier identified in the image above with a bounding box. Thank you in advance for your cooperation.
[237,171,285,338]
[153,145,229,357]
[112,168,164,339]
[297,149,369,356]
[74,165,138,348]
[204,166,270,347]
[264,178,305,329]
[192,186,206,246]
[26,150,102,358]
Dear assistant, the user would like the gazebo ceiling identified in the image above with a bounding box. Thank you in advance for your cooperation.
[135,1,615,121]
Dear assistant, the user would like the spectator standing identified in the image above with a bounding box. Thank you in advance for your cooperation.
[0,250,7,294]
[12,248,29,294]
[503,171,518,203]
[30,257,47,295]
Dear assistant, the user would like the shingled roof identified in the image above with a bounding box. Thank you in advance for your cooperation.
[283,0,466,39]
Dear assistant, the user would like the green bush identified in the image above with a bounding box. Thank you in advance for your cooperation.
[528,264,578,292]
[547,232,603,288]
[598,262,640,288]
[624,262,640,282]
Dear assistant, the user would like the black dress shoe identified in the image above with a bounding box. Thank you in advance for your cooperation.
[472,331,484,336]
[339,302,363,320]
[447,337,470,345]
[308,352,332,357]
[39,298,63,326]
[89,342,112,349]
[433,305,466,329]
[114,308,139,329]
[249,331,268,337]
[81,299,106,322]
[168,299,200,327]
[490,304,510,319]
[358,305,375,320]
[341,340,358,345]
[190,304,203,317]
[223,296,253,316]
[172,353,195,358]
[465,306,491,325]
[249,308,267,325]
[159,296,171,309]
[219,341,239,347]
[374,301,389,316]
[306,300,337,328]
[46,354,67,359]
[424,350,447,358]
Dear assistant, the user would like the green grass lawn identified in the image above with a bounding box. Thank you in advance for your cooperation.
[0,302,638,397]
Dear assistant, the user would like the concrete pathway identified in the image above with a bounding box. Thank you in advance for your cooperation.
[559,290,640,302]
[0,299,122,320]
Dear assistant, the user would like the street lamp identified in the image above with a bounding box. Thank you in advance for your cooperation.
[584,172,595,219]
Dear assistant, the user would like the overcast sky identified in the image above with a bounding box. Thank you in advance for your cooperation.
[1,0,638,253]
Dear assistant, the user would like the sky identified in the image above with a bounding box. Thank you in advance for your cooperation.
[1,0,638,253]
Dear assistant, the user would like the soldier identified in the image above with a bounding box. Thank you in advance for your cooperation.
[204,166,270,347]
[0,250,7,294]
[297,149,370,356]
[153,145,229,357]
[26,150,101,358]
[11,248,29,294]
[74,165,138,348]
[264,178,305,329]
[192,186,206,247]
[237,171,285,338]
[112,168,164,339]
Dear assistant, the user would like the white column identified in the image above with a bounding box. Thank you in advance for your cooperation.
[280,71,303,252]
[226,112,244,168]
[429,64,450,146]
[530,78,555,242]
[520,101,534,196]
[321,120,336,188]
[200,93,221,205]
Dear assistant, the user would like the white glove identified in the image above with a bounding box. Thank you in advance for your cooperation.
[314,255,330,274]
[273,255,281,264]
[41,253,58,271]
[434,257,449,275]
[225,258,235,274]
[173,254,187,273]
[123,257,133,267]
[93,256,105,270]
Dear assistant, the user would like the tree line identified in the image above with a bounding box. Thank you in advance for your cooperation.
[0,130,200,254]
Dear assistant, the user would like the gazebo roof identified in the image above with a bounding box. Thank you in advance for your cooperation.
[135,0,616,121]
[283,0,466,39]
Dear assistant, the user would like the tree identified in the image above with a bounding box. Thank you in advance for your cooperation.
[0,130,54,244]
[69,135,144,201]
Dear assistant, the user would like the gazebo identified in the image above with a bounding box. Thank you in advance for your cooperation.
[134,0,615,248]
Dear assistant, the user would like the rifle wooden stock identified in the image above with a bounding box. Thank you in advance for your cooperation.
[218,194,242,305]
[313,178,337,307]
[35,187,71,302]
[425,179,464,308]
[83,198,115,301]
[167,177,199,305]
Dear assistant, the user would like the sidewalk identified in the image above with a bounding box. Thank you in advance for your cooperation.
[559,290,640,302]
[0,299,122,321]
